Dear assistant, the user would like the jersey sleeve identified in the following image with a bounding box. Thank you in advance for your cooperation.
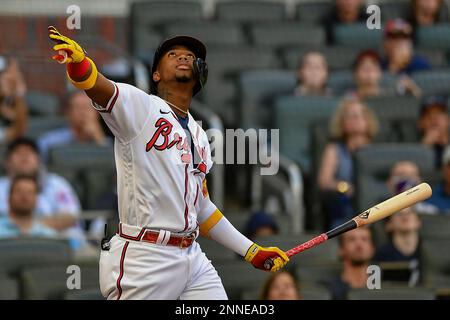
[91,81,152,143]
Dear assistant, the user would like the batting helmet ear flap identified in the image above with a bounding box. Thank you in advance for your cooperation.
[192,57,208,96]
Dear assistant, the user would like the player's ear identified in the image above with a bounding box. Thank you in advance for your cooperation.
[153,71,160,83]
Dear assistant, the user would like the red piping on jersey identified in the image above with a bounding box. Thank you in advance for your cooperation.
[116,241,129,300]
[182,164,189,231]
[194,184,199,207]
[98,83,119,113]
[118,223,145,241]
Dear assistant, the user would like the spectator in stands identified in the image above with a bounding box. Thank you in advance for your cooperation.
[0,174,57,238]
[350,50,388,99]
[328,228,375,299]
[0,56,28,143]
[424,146,450,214]
[323,0,368,44]
[418,96,449,168]
[245,211,279,240]
[318,98,379,228]
[409,0,448,31]
[260,270,301,300]
[383,19,431,75]
[38,91,111,163]
[374,207,422,286]
[295,52,331,97]
[387,161,421,195]
[0,137,87,250]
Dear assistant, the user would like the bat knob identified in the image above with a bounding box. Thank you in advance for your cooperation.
[263,258,274,271]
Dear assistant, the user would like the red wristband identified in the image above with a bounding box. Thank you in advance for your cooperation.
[67,57,90,79]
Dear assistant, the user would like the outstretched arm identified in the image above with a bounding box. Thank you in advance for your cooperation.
[197,179,289,272]
[48,26,113,107]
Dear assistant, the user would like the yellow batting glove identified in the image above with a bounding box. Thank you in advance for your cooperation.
[245,243,289,272]
[48,26,86,64]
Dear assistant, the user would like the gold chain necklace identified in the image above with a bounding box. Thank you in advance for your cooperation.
[163,99,189,116]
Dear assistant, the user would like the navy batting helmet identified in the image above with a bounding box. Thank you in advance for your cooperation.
[150,35,208,96]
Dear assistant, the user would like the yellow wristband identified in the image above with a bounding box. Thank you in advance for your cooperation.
[67,57,98,90]
[244,243,260,262]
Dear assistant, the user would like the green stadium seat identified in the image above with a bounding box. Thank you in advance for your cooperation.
[282,46,363,71]
[163,21,246,47]
[419,214,450,238]
[415,48,447,68]
[216,1,286,22]
[130,1,203,29]
[275,95,340,172]
[25,91,60,116]
[48,144,114,170]
[296,263,342,286]
[327,70,353,94]
[412,70,450,96]
[347,287,435,300]
[379,2,409,22]
[26,116,67,139]
[296,1,330,24]
[239,69,296,128]
[420,235,450,287]
[0,238,72,276]
[416,24,450,50]
[333,23,383,49]
[0,273,19,299]
[249,23,326,48]
[354,144,435,211]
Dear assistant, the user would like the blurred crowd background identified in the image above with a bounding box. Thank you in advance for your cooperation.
[1,0,450,300]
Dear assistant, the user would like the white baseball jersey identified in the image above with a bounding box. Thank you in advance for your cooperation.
[92,82,213,233]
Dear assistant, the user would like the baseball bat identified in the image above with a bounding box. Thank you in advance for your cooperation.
[263,182,432,270]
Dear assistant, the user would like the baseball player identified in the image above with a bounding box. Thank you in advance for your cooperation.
[48,26,289,300]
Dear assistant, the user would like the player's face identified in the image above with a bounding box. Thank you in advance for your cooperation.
[7,145,40,176]
[340,228,374,265]
[155,46,196,85]
[9,179,37,216]
[266,272,300,300]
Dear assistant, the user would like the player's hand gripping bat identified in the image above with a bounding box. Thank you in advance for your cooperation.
[264,182,432,270]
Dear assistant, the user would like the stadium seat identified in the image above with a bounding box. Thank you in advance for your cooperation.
[420,235,450,287]
[239,69,297,128]
[162,21,247,47]
[25,91,60,116]
[416,24,450,50]
[418,214,450,238]
[347,287,435,300]
[296,263,342,286]
[130,1,203,29]
[412,69,450,96]
[25,116,67,139]
[0,238,72,276]
[379,1,409,22]
[333,23,383,49]
[65,288,104,300]
[214,262,271,299]
[415,48,447,68]
[0,273,19,299]
[275,95,340,172]
[48,144,114,170]
[327,70,353,94]
[249,23,326,48]
[21,264,98,300]
[282,46,364,71]
[216,1,286,22]
[353,144,435,211]
[254,234,339,266]
[296,1,330,24]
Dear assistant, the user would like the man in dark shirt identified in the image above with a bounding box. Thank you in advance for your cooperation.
[374,207,422,286]
[328,227,375,299]
[425,146,450,214]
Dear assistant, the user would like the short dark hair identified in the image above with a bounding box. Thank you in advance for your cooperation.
[6,137,39,158]
[9,174,38,198]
